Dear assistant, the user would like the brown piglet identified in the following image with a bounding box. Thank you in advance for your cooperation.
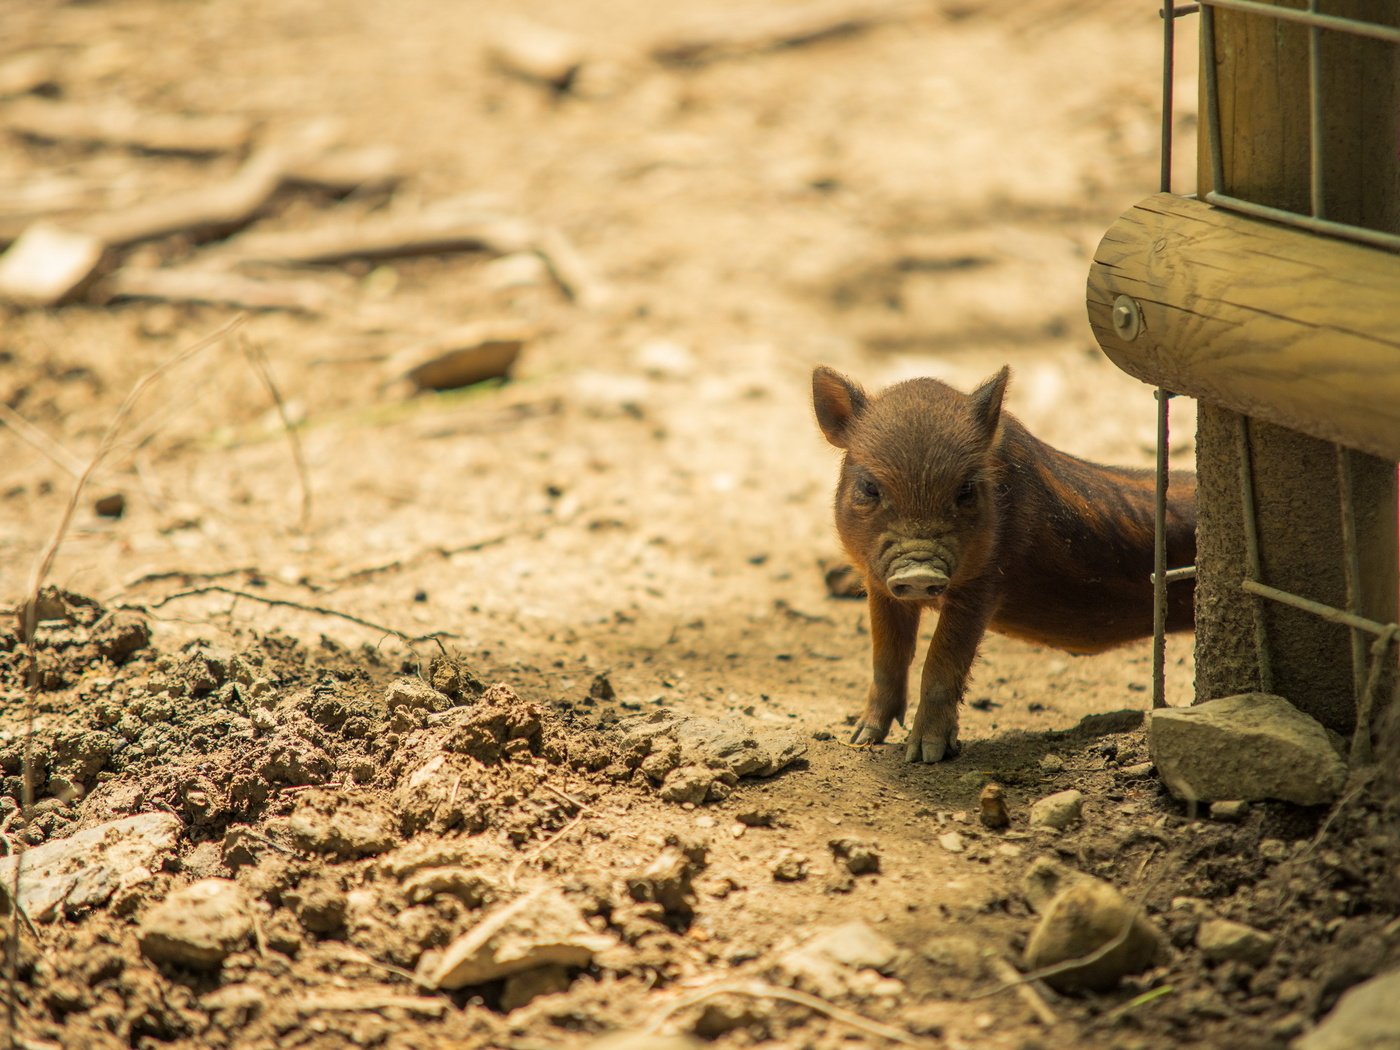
[812,366,1196,763]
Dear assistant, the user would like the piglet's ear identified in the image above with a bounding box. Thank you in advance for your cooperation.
[969,366,1010,442]
[812,367,868,450]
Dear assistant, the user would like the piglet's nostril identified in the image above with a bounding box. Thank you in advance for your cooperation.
[887,564,949,601]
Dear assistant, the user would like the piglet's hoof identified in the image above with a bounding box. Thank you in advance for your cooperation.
[905,730,959,764]
[850,722,890,746]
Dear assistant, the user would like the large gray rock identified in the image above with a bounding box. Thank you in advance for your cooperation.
[1024,877,1165,992]
[1197,918,1276,967]
[1294,968,1400,1050]
[1029,789,1083,830]
[0,812,179,921]
[1148,693,1345,805]
[420,887,614,990]
[140,878,253,968]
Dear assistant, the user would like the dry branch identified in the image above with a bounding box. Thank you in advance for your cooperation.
[106,266,340,313]
[120,585,455,645]
[206,207,535,267]
[4,97,253,155]
[0,403,87,477]
[651,0,915,64]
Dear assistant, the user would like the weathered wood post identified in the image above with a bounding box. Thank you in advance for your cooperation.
[1088,1,1400,738]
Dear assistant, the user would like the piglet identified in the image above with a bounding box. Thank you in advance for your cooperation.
[812,366,1196,763]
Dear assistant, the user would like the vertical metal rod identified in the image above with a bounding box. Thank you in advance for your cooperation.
[1202,3,1226,196]
[1336,446,1368,706]
[1236,415,1274,693]
[1161,0,1177,195]
[1307,0,1326,218]
[1151,1,1178,711]
[1352,625,1399,768]
[1152,390,1171,709]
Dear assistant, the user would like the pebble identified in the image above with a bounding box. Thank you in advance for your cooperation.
[1197,918,1276,967]
[1120,761,1155,779]
[828,837,880,875]
[139,879,254,968]
[1209,800,1250,822]
[1024,877,1166,992]
[978,782,1010,829]
[422,887,614,989]
[1039,753,1066,774]
[1029,789,1083,830]
[938,831,965,854]
[771,851,809,882]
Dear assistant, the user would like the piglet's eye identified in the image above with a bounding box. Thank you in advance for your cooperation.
[956,479,977,506]
[858,478,881,501]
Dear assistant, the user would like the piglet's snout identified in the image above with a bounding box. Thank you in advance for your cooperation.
[887,563,949,600]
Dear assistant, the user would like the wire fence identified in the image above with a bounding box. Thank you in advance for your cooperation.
[1149,0,1400,761]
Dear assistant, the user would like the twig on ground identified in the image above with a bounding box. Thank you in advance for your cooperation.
[0,403,87,478]
[989,956,1059,1027]
[242,337,312,531]
[117,566,261,591]
[330,533,514,584]
[506,811,589,889]
[646,978,930,1047]
[117,585,454,645]
[7,314,246,1047]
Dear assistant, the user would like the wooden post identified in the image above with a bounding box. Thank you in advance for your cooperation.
[1193,0,1399,734]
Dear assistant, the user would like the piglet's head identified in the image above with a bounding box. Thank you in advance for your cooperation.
[812,366,1009,602]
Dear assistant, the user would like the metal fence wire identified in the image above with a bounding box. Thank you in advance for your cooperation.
[1150,0,1400,761]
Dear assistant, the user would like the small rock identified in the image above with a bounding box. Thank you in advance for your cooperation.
[736,808,777,828]
[288,790,397,859]
[0,812,180,921]
[489,18,585,90]
[391,321,530,392]
[93,492,126,518]
[1259,838,1290,864]
[500,963,573,1011]
[771,851,808,882]
[0,223,105,306]
[402,867,498,908]
[1293,967,1400,1050]
[1024,877,1165,992]
[1148,693,1345,805]
[1209,800,1250,822]
[1039,753,1066,774]
[938,831,965,854]
[828,837,880,875]
[421,887,614,990]
[633,339,695,380]
[1120,761,1155,779]
[1029,789,1083,830]
[616,711,806,779]
[777,920,898,999]
[1197,918,1275,967]
[658,765,713,805]
[627,848,699,918]
[385,678,448,713]
[139,879,253,968]
[979,782,1010,829]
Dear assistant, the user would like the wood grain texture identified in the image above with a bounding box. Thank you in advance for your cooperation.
[1087,192,1400,462]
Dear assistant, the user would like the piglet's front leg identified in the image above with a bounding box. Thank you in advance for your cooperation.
[906,591,992,763]
[850,588,920,745]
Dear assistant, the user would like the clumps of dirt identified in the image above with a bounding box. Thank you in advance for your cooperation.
[1,586,151,690]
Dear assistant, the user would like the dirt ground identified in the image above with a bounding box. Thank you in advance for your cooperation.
[3,1,1399,1048]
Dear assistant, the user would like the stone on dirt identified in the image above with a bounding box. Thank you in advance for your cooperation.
[937,831,965,854]
[0,812,180,921]
[771,850,808,882]
[1024,877,1165,992]
[288,789,398,859]
[421,887,614,990]
[627,847,700,918]
[1029,788,1083,830]
[139,878,254,968]
[618,711,807,779]
[777,920,899,999]
[978,782,1011,829]
[1293,967,1400,1050]
[828,837,880,875]
[385,677,451,714]
[1148,693,1345,805]
[1209,800,1250,822]
[1197,918,1276,967]
[0,222,105,306]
